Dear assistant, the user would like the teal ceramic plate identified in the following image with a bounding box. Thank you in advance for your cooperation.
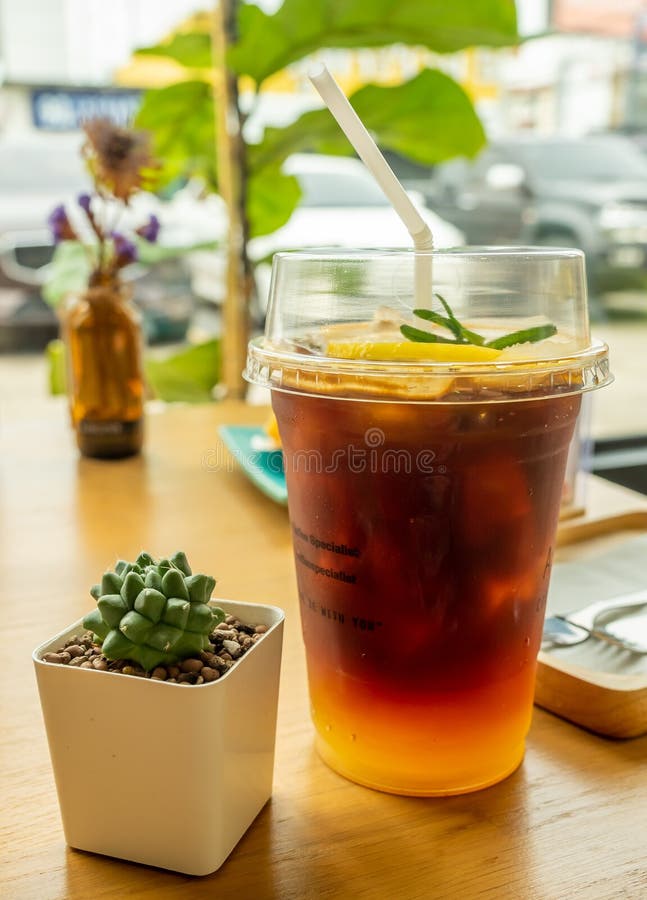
[219,425,287,505]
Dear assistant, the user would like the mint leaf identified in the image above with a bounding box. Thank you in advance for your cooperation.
[433,293,464,341]
[404,292,557,351]
[435,294,485,345]
[399,325,458,344]
[485,324,557,350]
[412,307,459,336]
[412,295,485,345]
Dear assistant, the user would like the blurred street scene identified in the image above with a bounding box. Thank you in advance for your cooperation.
[1,0,647,486]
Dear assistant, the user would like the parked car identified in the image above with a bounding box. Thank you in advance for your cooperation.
[423,135,647,295]
[0,134,88,247]
[187,153,465,308]
[590,126,647,156]
[257,152,461,252]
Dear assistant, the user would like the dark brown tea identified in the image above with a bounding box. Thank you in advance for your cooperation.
[273,388,580,795]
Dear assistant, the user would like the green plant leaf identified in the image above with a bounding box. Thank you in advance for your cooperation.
[135,32,213,68]
[229,0,518,85]
[247,167,302,238]
[248,108,353,174]
[413,307,461,338]
[42,242,93,307]
[249,69,485,173]
[144,339,221,403]
[46,339,67,395]
[485,324,558,349]
[400,324,458,343]
[135,80,216,191]
[414,296,486,345]
[137,239,219,265]
[350,70,487,165]
[48,333,224,404]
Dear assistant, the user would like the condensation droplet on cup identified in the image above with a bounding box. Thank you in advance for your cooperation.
[325,724,332,732]
[350,733,357,742]
[523,636,530,648]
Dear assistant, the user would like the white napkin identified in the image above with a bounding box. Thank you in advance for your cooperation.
[545,534,647,676]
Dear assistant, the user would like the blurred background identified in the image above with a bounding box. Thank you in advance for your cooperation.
[0,0,646,491]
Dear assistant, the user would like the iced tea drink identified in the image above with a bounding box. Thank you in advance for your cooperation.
[273,388,578,794]
[247,248,611,795]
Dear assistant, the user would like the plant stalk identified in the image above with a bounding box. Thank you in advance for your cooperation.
[212,0,252,399]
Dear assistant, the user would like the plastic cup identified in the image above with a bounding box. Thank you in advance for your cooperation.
[246,247,611,796]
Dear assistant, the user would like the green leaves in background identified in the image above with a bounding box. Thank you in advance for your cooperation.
[136,80,216,190]
[144,339,221,403]
[42,242,92,307]
[42,240,216,309]
[229,0,518,85]
[46,339,67,395]
[122,0,519,403]
[47,338,222,403]
[250,69,486,172]
[247,168,301,238]
[349,70,486,164]
[134,0,515,236]
[136,31,213,69]
[247,69,485,235]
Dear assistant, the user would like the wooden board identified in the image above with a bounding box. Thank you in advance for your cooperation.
[536,510,647,738]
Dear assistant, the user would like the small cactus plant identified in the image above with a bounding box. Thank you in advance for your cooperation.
[82,551,225,672]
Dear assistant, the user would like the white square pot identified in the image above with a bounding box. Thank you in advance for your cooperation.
[33,599,284,876]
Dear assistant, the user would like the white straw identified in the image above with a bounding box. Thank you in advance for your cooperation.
[309,63,433,304]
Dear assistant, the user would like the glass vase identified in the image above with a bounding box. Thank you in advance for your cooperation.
[62,281,144,458]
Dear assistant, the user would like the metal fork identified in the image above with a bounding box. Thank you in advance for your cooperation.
[542,588,647,653]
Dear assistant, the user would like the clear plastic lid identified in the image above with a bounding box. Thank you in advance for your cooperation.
[246,248,612,403]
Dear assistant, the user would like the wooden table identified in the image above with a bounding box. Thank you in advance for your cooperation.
[1,401,646,900]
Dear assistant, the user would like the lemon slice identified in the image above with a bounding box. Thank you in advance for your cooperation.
[327,341,502,362]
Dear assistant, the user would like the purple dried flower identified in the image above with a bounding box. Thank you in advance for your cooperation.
[83,118,159,201]
[111,231,138,267]
[136,213,160,243]
[78,193,92,214]
[48,204,77,242]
